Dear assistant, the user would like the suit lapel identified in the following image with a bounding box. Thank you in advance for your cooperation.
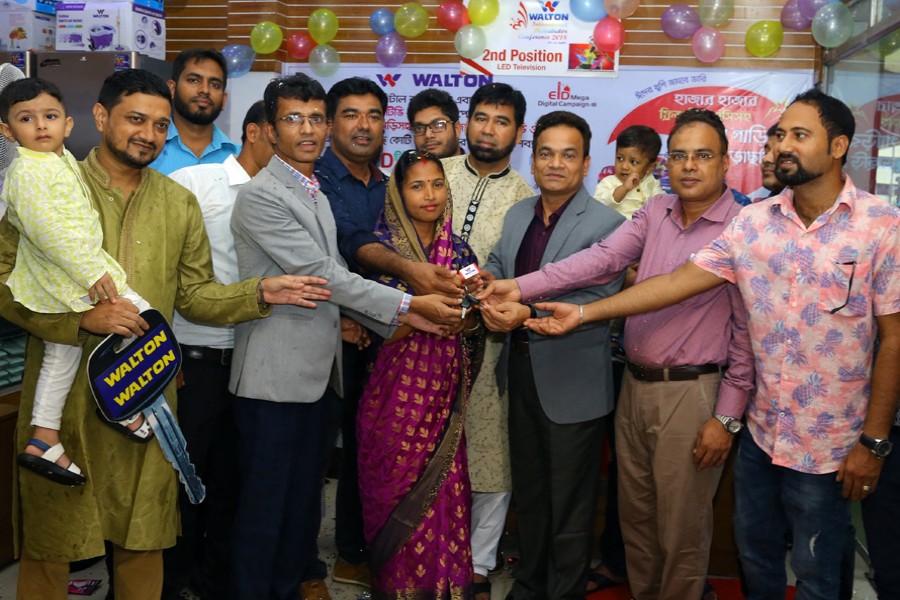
[541,187,589,266]
[267,156,329,243]
[504,198,538,279]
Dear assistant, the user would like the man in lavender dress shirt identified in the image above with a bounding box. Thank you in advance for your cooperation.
[480,109,754,600]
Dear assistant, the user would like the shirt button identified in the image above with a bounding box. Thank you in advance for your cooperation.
[785,339,791,345]
[108,196,114,202]
[795,268,801,274]
[791,302,797,308]
[136,240,141,244]
[779,411,785,417]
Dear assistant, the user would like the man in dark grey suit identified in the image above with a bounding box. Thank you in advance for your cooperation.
[480,111,625,599]
[227,74,461,600]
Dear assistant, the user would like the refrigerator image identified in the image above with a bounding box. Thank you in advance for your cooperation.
[19,51,171,159]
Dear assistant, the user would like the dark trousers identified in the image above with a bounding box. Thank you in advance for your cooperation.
[162,353,238,599]
[508,351,606,600]
[231,391,337,600]
[862,427,900,600]
[335,342,369,564]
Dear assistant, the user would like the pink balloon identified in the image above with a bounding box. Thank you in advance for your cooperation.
[604,0,640,20]
[691,25,725,62]
[593,16,625,53]
[286,32,315,60]
[437,0,468,31]
[375,32,407,67]
[781,0,812,29]
[661,4,701,39]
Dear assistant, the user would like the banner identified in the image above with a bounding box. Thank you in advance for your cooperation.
[279,63,812,195]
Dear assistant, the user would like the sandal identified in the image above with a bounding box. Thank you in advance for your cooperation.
[17,438,86,486]
[96,409,154,442]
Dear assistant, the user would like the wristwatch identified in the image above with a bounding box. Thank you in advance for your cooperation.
[715,413,743,435]
[859,433,894,458]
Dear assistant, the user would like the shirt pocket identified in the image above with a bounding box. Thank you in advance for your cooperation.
[817,260,872,317]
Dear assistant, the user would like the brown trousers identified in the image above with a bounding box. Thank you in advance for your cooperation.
[615,372,725,600]
[17,545,162,600]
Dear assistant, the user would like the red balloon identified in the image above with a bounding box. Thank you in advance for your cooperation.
[593,16,625,53]
[437,0,468,31]
[287,32,315,60]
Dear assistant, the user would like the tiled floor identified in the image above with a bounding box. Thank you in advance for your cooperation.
[0,478,879,599]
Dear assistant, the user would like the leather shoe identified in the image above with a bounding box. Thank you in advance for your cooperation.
[299,579,332,600]
[331,557,371,587]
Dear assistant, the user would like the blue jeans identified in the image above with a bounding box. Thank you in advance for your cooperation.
[734,429,850,600]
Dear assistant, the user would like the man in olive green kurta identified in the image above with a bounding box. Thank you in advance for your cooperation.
[0,70,328,600]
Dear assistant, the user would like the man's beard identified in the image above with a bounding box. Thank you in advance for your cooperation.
[104,135,158,169]
[173,93,222,126]
[467,137,516,164]
[775,153,822,187]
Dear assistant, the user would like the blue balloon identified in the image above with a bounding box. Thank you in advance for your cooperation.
[370,8,395,35]
[571,0,607,21]
[221,44,255,78]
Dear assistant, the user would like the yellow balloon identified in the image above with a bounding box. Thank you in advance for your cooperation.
[250,21,283,55]
[744,20,783,57]
[309,8,339,45]
[394,3,429,38]
[468,0,500,26]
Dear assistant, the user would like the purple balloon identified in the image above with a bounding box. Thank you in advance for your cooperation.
[797,0,836,20]
[375,32,407,67]
[781,0,812,30]
[662,4,702,39]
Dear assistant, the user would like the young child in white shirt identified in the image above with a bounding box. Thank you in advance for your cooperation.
[0,78,153,487]
[594,125,663,220]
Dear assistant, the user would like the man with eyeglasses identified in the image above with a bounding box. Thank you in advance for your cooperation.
[407,89,463,158]
[479,108,753,600]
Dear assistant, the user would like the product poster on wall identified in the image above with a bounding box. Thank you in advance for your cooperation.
[280,63,812,195]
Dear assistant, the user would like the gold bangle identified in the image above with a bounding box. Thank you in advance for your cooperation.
[256,278,269,309]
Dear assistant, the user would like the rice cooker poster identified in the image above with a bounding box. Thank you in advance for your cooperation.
[460,0,619,78]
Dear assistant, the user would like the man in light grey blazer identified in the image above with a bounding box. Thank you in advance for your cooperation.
[227,74,460,600]
[480,111,625,599]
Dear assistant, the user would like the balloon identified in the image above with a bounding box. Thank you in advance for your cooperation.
[375,32,407,67]
[878,27,900,58]
[798,0,836,20]
[309,8,339,44]
[249,21,283,55]
[593,17,625,53]
[744,20,784,57]
[221,44,255,78]
[454,24,487,59]
[309,44,340,77]
[604,0,640,20]
[395,2,429,38]
[661,5,701,39]
[437,0,468,31]
[691,25,725,62]
[370,8,395,35]
[468,0,500,26]
[811,2,853,48]
[781,0,812,30]
[571,0,606,22]
[698,0,733,27]
[286,32,315,61]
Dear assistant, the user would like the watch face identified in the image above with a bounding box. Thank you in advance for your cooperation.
[875,440,894,458]
[727,420,743,434]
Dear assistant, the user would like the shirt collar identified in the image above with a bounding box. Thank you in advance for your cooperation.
[668,185,736,224]
[463,155,511,180]
[276,155,320,193]
[222,154,251,187]
[166,122,239,153]
[534,195,574,223]
[771,175,856,218]
[318,147,382,185]
[83,147,148,189]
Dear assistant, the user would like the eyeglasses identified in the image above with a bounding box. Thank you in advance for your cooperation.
[411,119,451,136]
[829,261,856,314]
[277,113,326,128]
[668,151,720,164]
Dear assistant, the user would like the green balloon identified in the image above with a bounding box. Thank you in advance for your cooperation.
[698,0,733,27]
[309,8,339,45]
[309,44,341,77]
[250,21,283,55]
[811,3,852,49]
[744,20,783,57]
[395,2,429,38]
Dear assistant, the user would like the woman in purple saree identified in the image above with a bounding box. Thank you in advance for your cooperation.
[357,150,479,599]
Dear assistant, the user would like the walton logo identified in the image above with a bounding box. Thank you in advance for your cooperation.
[376,73,402,87]
[542,1,560,12]
[530,1,568,20]
[510,2,529,29]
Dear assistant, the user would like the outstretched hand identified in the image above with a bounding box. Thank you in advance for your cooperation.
[262,275,331,308]
[476,278,522,305]
[523,302,580,336]
[409,294,462,325]
[405,262,464,296]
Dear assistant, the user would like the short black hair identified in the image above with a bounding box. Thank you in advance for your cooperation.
[241,100,266,144]
[789,88,855,165]
[325,77,387,121]
[97,69,171,111]
[766,122,779,138]
[0,78,66,123]
[532,110,591,157]
[407,89,460,125]
[668,108,728,155]
[616,125,661,163]
[469,83,526,128]
[263,74,327,125]
[394,148,445,189]
[172,48,228,89]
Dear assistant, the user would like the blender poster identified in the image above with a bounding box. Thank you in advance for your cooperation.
[281,62,812,194]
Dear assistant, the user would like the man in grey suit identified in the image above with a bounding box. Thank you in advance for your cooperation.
[227,74,460,600]
[480,111,625,599]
